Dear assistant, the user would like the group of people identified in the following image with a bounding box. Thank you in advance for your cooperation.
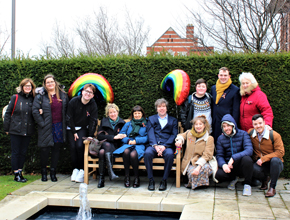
[3,67,284,198]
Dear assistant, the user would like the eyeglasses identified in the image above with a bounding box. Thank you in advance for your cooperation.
[84,90,94,95]
[24,85,32,88]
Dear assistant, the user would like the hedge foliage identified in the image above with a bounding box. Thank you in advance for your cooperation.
[0,53,289,177]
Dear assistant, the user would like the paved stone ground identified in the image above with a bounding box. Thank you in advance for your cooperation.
[1,175,290,219]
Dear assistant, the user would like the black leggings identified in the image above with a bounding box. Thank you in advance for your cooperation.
[68,129,87,170]
[122,148,139,177]
[40,143,61,169]
[10,134,31,171]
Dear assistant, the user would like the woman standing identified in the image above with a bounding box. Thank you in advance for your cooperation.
[180,79,212,132]
[4,78,36,182]
[113,105,148,188]
[239,72,273,132]
[96,103,126,188]
[175,115,215,189]
[33,74,68,182]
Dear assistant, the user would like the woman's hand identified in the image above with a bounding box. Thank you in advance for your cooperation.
[266,125,272,131]
[192,165,201,176]
[114,134,126,139]
[5,132,8,135]
[74,133,79,141]
[175,140,182,148]
[39,109,43,114]
[128,140,136,145]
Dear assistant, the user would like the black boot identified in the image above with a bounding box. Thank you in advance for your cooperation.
[105,152,119,181]
[50,168,57,182]
[18,170,27,182]
[14,172,26,183]
[41,168,47,182]
[98,158,105,188]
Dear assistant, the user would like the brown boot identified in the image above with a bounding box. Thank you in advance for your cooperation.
[260,176,271,190]
[265,188,276,197]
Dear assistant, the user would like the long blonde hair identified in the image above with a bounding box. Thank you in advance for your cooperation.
[43,74,64,104]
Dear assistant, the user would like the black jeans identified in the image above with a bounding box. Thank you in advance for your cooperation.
[215,155,253,185]
[68,129,88,170]
[40,143,61,169]
[10,134,31,171]
[253,157,283,189]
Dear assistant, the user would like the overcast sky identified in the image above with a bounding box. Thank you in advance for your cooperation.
[0,0,200,57]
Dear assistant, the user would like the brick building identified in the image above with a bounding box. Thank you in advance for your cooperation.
[269,0,290,51]
[146,25,214,56]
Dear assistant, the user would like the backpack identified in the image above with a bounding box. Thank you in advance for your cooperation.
[249,129,274,144]
[2,94,18,121]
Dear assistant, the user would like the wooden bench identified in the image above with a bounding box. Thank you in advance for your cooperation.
[84,120,184,187]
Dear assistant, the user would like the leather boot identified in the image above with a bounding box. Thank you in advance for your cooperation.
[98,158,105,188]
[14,172,26,183]
[18,171,27,182]
[41,168,48,182]
[50,168,57,182]
[105,152,119,181]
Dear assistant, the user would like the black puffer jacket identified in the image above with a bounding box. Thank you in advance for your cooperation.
[32,87,68,147]
[4,91,35,136]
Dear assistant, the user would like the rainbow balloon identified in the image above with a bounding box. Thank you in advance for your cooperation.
[160,69,191,106]
[68,73,114,103]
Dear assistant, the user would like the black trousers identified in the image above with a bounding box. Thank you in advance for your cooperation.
[10,134,31,171]
[68,129,88,170]
[253,157,283,189]
[215,155,253,185]
[40,143,61,169]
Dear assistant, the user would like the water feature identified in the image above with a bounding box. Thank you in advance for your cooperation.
[76,183,92,220]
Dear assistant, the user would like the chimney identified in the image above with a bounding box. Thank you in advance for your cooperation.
[186,24,194,39]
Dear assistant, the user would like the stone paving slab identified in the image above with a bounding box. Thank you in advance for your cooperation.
[1,175,290,219]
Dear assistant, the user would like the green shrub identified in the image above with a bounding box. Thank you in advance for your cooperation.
[0,53,289,177]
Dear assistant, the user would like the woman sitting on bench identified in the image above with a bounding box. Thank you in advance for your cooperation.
[113,105,148,188]
[97,103,126,188]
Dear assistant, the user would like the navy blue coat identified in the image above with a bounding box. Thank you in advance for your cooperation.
[211,83,240,143]
[147,114,178,149]
[216,114,253,168]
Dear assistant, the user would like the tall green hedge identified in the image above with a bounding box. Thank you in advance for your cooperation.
[0,53,289,177]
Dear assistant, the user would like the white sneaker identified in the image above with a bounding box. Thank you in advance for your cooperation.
[71,169,79,182]
[243,184,252,196]
[75,169,84,183]
[227,177,239,190]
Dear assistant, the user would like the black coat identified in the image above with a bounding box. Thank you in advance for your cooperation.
[32,88,68,147]
[210,83,240,143]
[4,92,35,136]
[97,117,126,148]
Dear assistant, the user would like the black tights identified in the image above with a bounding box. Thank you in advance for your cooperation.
[122,148,139,177]
[99,142,115,161]
[40,143,61,169]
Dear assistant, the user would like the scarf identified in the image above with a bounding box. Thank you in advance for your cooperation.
[190,128,206,139]
[109,117,119,129]
[215,78,232,104]
[129,117,147,137]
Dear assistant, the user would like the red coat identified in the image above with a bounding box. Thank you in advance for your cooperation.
[240,85,273,131]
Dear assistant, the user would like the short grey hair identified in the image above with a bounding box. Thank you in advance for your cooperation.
[239,72,257,84]
[154,98,168,111]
